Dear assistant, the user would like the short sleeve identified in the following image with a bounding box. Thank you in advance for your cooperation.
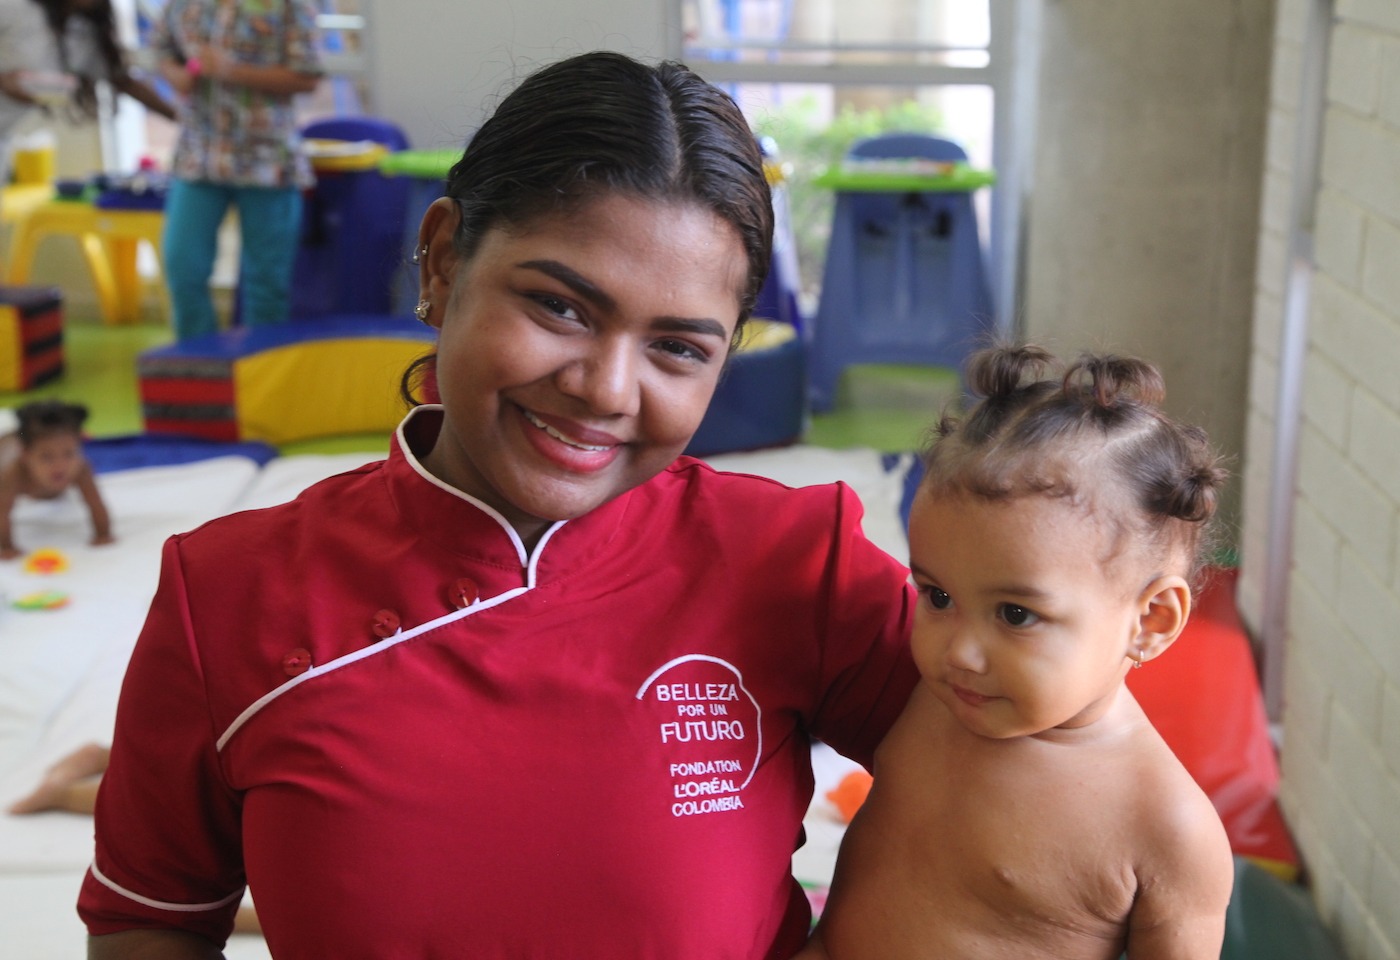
[807,482,918,769]
[77,536,245,944]
[0,0,49,73]
[0,2,21,68]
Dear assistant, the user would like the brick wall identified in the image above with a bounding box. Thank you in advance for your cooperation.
[1240,1,1400,956]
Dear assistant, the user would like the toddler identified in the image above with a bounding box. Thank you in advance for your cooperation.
[800,344,1234,960]
[0,400,112,559]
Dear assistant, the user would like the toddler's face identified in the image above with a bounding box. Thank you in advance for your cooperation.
[906,488,1151,739]
[22,433,83,496]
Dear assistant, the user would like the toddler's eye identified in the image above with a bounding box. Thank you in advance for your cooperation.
[999,604,1039,627]
[923,586,952,610]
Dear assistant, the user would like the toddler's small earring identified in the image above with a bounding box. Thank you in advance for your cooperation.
[414,299,432,324]
[410,244,428,264]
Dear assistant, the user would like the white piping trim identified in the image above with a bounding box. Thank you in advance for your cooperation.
[215,586,530,751]
[526,521,567,586]
[634,654,764,791]
[396,407,531,568]
[88,860,243,913]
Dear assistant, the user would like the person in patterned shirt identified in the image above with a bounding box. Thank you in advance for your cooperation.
[151,0,322,340]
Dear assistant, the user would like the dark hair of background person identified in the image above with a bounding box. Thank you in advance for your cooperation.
[30,0,126,118]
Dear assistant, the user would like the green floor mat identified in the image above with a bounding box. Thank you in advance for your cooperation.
[1221,859,1344,960]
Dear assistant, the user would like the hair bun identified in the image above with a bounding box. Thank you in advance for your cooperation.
[1161,465,1221,523]
[965,344,1054,400]
[1062,354,1166,409]
[1159,424,1228,522]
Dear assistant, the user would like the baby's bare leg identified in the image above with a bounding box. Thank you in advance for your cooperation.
[790,931,832,960]
[7,743,110,814]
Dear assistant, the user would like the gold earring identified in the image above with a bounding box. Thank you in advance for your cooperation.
[414,299,431,323]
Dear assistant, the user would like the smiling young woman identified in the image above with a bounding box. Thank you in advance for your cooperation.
[81,51,919,960]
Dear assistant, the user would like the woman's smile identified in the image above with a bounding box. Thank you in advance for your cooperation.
[518,406,623,473]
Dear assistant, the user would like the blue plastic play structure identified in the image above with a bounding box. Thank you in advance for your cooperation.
[808,133,996,411]
[685,141,808,457]
[290,117,412,320]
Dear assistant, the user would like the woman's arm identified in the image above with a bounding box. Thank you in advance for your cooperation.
[110,71,178,121]
[155,56,195,98]
[88,928,225,959]
[190,45,320,97]
[0,71,41,106]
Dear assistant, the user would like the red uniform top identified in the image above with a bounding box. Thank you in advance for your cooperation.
[80,407,917,959]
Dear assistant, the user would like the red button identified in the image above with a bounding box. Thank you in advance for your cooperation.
[372,609,401,638]
[282,648,312,677]
[449,577,479,609]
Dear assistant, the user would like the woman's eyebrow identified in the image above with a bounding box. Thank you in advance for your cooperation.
[654,316,730,339]
[517,259,730,339]
[516,259,615,310]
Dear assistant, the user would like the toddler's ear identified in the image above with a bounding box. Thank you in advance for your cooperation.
[1131,575,1191,666]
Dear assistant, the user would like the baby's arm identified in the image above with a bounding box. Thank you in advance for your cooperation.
[0,464,21,558]
[1124,799,1234,959]
[74,462,114,546]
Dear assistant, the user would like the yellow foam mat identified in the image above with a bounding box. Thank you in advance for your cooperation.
[234,337,431,445]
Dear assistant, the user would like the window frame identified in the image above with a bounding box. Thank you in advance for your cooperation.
[670,0,1041,337]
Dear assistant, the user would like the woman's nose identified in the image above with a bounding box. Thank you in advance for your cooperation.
[557,339,641,416]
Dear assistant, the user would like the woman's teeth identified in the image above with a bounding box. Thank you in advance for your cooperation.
[523,410,612,452]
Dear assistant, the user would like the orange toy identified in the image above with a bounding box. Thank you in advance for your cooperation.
[22,547,69,575]
[826,770,874,824]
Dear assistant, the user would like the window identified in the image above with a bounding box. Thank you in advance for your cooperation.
[682,0,989,68]
[676,0,1032,329]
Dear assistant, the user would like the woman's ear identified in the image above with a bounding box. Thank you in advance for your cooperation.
[415,198,463,326]
[1131,575,1192,666]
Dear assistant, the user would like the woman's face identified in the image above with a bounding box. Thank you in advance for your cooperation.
[417,193,748,544]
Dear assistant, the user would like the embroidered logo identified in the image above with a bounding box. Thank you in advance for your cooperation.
[636,654,762,818]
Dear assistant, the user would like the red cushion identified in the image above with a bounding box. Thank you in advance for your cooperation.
[1127,567,1298,874]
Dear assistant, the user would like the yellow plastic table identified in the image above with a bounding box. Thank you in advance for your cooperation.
[4,199,167,325]
[0,183,54,226]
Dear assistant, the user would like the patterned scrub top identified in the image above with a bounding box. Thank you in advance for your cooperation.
[152,0,322,188]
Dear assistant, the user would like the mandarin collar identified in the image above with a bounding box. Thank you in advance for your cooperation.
[383,406,634,580]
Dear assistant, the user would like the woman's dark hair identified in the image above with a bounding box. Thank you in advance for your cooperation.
[16,399,88,446]
[403,51,774,404]
[31,0,126,119]
[919,343,1228,579]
